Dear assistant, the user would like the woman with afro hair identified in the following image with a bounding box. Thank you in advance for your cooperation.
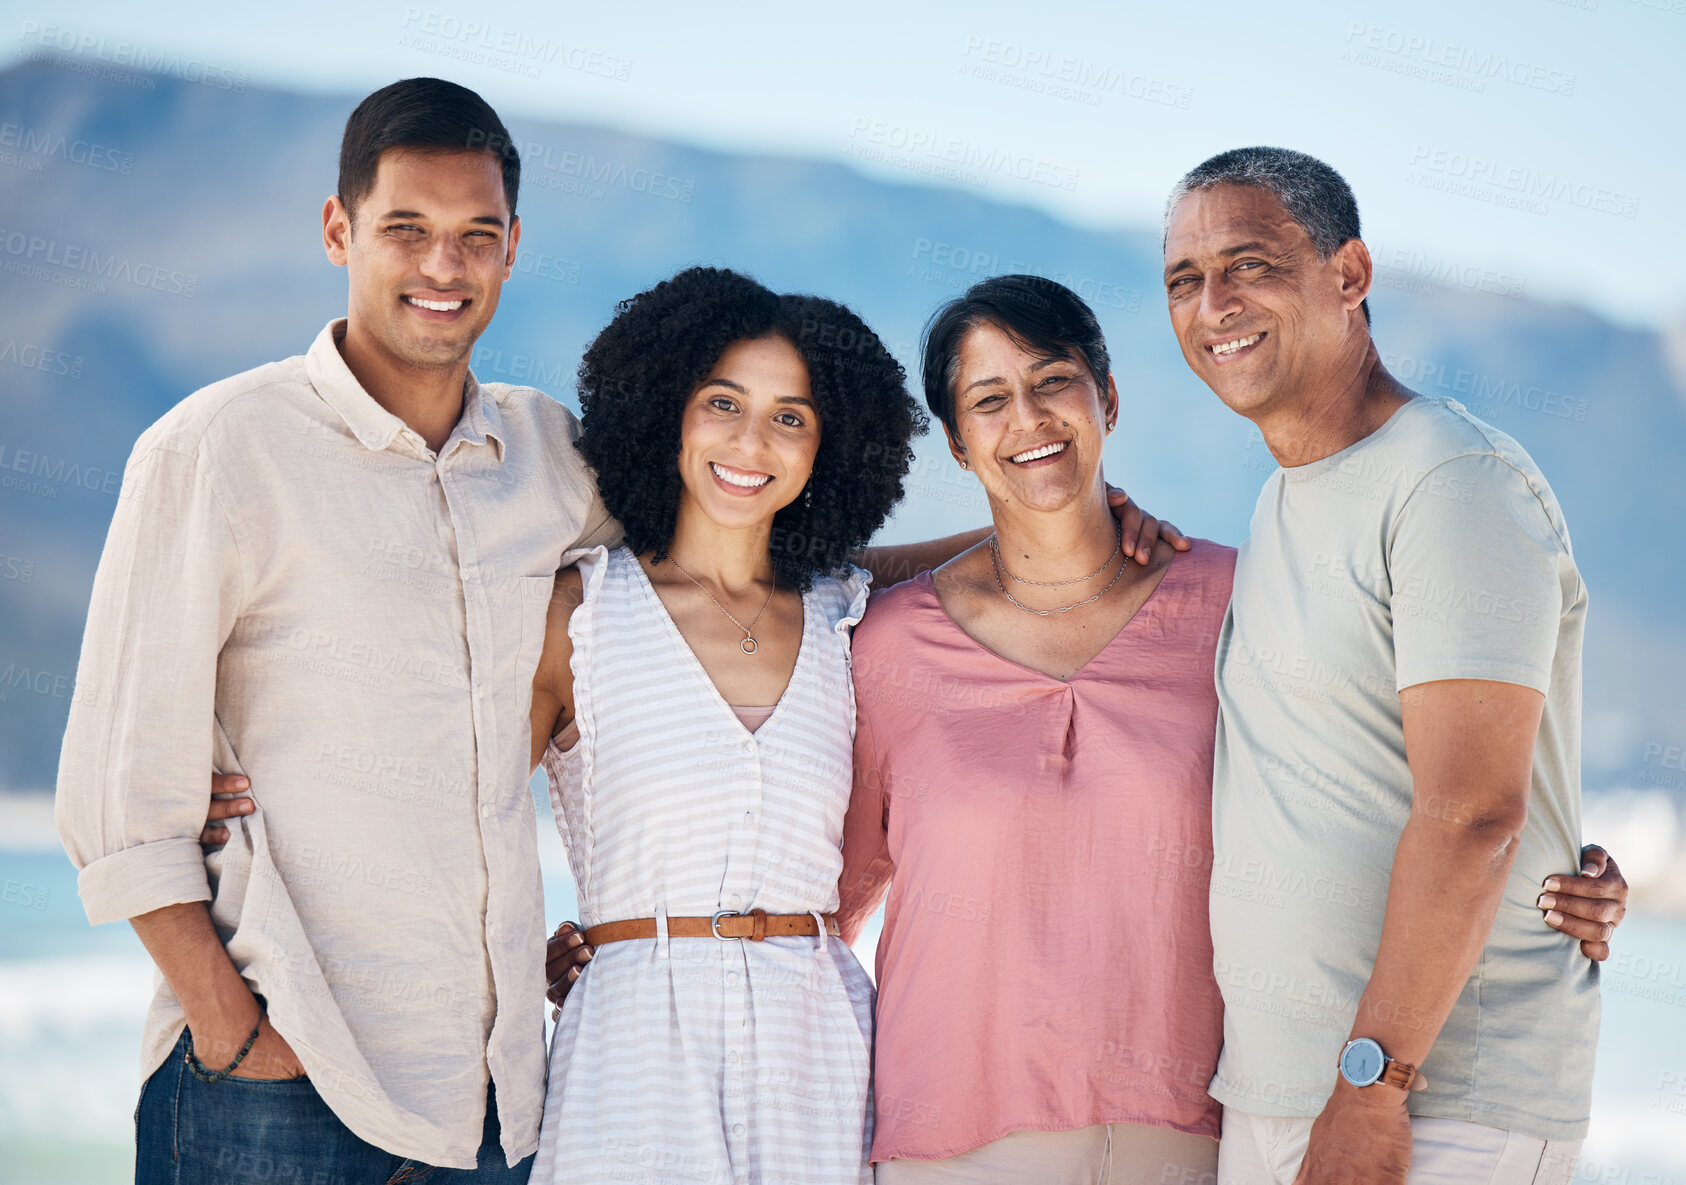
[521,266,922,1184]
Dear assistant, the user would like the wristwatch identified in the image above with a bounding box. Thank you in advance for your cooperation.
[1337,1037,1420,1092]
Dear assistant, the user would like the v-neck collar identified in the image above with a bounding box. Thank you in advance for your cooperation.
[623,548,810,740]
[916,551,1182,685]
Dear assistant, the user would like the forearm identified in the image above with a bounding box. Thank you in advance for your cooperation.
[856,527,989,586]
[838,714,894,946]
[1351,810,1524,1064]
[130,901,259,1062]
[836,847,892,946]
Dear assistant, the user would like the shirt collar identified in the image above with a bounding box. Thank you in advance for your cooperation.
[305,319,506,462]
[453,367,507,461]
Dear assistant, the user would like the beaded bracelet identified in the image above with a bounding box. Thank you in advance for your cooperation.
[186,1014,265,1083]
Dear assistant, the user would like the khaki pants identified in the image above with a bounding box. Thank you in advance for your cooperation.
[876,1122,1218,1184]
[1217,1108,1582,1185]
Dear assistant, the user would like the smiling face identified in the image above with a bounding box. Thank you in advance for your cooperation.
[947,320,1116,514]
[324,148,519,372]
[1162,183,1369,423]
[676,335,821,532]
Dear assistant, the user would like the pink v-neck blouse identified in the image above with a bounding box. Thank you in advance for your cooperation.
[839,539,1236,1162]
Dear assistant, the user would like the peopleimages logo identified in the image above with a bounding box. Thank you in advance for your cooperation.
[0,340,85,379]
[0,443,124,498]
[957,37,1194,109]
[1341,24,1576,96]
[1407,145,1639,220]
[908,238,1144,312]
[845,118,1081,192]
[1367,241,1525,300]
[17,21,248,92]
[0,123,134,174]
[0,228,198,298]
[398,9,631,81]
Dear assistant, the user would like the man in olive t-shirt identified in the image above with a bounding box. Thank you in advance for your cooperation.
[1161,148,1600,1185]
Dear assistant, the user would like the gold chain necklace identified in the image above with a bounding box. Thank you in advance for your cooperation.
[988,533,1128,616]
[992,528,1122,587]
[666,554,776,655]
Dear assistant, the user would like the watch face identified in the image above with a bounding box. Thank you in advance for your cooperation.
[1340,1038,1385,1087]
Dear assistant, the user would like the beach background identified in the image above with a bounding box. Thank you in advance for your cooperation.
[2,2,1684,1180]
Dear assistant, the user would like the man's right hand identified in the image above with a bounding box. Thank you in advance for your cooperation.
[231,1015,306,1080]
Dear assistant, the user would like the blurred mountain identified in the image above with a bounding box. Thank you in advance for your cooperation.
[3,57,1684,803]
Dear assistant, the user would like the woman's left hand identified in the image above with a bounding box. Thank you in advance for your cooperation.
[1106,486,1191,564]
[545,921,594,1017]
[1540,844,1627,961]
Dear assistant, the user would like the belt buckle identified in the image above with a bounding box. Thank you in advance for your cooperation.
[710,910,741,941]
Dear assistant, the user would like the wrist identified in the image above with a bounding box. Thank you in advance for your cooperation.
[183,982,261,1045]
[1331,1075,1409,1111]
[1337,1033,1425,1095]
[185,1006,269,1082]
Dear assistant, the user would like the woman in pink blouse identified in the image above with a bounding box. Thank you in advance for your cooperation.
[837,274,1228,1181]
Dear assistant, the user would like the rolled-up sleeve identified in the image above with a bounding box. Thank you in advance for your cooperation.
[56,440,246,925]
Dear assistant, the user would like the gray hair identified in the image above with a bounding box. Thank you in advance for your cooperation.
[1163,147,1370,324]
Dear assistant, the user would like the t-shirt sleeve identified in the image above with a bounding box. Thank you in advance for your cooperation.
[1388,452,1571,693]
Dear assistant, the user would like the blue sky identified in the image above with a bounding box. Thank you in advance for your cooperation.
[6,0,1682,328]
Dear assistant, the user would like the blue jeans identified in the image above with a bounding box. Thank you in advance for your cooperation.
[135,1028,533,1185]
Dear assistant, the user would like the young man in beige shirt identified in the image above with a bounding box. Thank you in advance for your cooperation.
[57,77,603,1181]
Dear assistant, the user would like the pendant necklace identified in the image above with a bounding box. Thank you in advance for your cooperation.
[666,554,776,655]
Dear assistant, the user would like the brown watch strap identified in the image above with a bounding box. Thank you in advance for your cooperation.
[584,910,839,946]
[1379,1058,1420,1091]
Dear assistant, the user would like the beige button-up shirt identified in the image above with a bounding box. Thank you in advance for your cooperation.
[55,320,617,1168]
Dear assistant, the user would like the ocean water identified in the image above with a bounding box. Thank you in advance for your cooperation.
[4,815,1683,1184]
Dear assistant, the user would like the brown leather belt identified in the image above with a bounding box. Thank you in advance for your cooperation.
[584,909,840,946]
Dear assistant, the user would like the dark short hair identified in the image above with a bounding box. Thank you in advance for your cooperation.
[1164,146,1370,325]
[920,274,1112,437]
[337,77,520,225]
[575,267,926,591]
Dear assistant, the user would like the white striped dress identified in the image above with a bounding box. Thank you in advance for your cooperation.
[532,545,875,1185]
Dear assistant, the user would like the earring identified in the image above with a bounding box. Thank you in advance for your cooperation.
[804,485,812,508]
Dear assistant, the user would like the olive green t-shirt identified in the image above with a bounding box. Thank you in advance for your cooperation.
[1208,395,1598,1141]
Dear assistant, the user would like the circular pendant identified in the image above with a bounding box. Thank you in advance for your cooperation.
[740,635,758,655]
